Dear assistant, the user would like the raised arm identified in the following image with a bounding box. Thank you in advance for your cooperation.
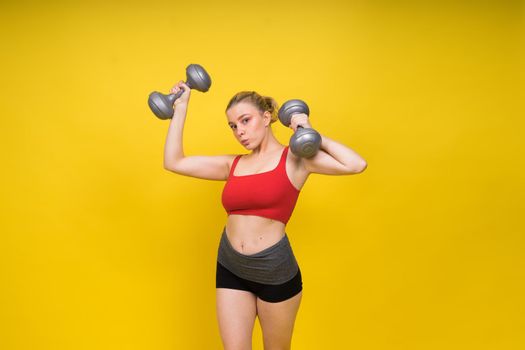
[301,134,367,175]
[288,113,367,176]
[163,82,234,181]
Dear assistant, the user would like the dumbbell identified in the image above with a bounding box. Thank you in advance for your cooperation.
[148,63,212,119]
[278,99,321,158]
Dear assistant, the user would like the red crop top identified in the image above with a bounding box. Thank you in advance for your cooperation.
[221,146,301,224]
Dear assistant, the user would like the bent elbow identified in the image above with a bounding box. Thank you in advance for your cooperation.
[358,161,367,173]
[347,161,367,174]
[163,162,177,172]
[164,156,184,172]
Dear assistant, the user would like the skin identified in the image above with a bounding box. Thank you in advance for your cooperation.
[164,81,367,349]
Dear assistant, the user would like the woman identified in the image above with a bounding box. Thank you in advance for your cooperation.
[163,80,367,350]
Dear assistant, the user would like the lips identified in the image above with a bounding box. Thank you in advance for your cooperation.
[241,139,249,145]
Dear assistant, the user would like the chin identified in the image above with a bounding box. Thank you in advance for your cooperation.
[241,142,256,150]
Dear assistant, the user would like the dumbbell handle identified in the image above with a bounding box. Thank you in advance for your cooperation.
[291,118,310,131]
[171,89,184,101]
[168,81,192,103]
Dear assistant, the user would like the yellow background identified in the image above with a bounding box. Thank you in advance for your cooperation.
[1,0,523,349]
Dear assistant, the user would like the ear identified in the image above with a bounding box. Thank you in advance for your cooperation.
[263,111,271,126]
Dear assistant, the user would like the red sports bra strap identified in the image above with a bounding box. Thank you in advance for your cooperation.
[228,155,242,177]
[278,146,289,169]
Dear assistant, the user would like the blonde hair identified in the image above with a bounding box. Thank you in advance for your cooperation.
[225,91,279,124]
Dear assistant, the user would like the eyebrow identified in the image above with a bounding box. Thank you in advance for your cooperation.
[228,113,251,124]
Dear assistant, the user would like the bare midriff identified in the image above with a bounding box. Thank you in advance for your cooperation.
[225,214,286,255]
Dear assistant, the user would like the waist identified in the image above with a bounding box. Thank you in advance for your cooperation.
[217,227,299,284]
[225,215,286,255]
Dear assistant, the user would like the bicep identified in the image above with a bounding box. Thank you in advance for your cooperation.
[165,154,236,180]
[301,150,355,175]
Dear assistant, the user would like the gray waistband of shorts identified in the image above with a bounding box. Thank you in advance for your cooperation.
[217,227,299,285]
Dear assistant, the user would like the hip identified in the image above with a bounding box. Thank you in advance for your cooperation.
[217,226,299,285]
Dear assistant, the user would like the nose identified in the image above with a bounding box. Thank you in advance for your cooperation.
[236,126,245,137]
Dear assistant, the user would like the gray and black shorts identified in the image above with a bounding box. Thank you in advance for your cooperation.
[216,227,303,303]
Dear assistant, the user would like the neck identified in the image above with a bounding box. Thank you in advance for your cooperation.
[250,128,282,156]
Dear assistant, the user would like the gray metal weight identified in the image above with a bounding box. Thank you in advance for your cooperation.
[148,64,212,119]
[278,99,321,158]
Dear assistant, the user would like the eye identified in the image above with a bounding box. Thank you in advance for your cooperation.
[242,118,249,124]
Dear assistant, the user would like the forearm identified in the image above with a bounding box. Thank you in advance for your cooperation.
[319,134,367,172]
[163,104,188,168]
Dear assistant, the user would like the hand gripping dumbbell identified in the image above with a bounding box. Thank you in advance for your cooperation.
[148,63,212,119]
[278,99,321,158]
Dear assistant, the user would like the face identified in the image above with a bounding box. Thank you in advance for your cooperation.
[226,102,271,149]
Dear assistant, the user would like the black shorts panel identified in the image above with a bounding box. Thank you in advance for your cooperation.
[216,261,303,303]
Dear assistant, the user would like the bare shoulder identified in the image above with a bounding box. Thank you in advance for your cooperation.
[216,153,239,171]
